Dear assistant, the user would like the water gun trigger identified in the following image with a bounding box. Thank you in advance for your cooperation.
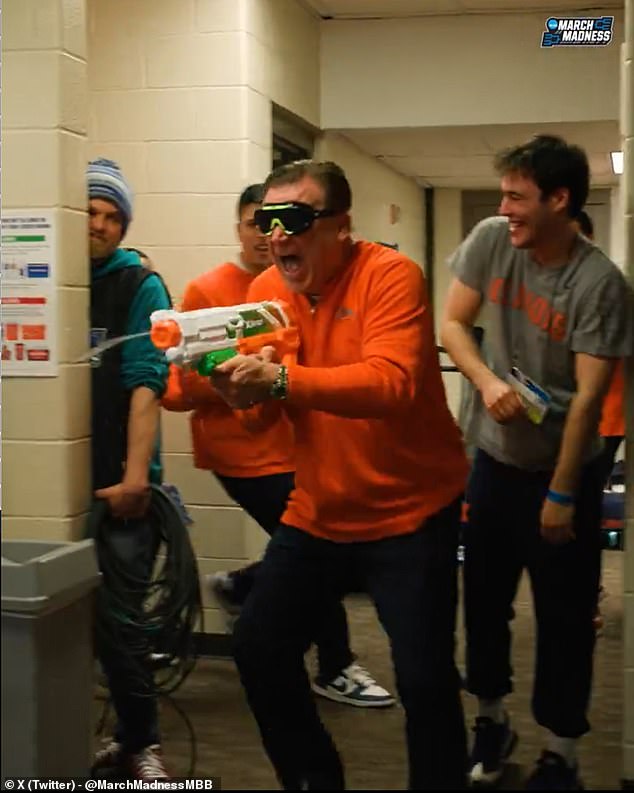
[196,348,237,376]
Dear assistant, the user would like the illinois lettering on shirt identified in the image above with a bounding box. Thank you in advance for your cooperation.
[488,277,567,342]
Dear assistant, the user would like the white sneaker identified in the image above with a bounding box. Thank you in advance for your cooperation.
[92,739,123,773]
[206,572,241,631]
[128,745,169,781]
[312,662,396,708]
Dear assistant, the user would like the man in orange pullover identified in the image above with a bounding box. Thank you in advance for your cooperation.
[162,184,393,708]
[210,162,469,790]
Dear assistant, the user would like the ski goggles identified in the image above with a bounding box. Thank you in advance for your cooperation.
[254,202,338,237]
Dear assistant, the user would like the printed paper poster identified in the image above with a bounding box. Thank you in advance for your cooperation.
[1,210,58,376]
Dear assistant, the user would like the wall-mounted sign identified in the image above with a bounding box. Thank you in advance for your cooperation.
[1,210,58,376]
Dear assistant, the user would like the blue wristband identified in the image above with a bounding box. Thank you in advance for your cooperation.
[546,489,574,506]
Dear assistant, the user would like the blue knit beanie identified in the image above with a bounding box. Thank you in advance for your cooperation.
[87,158,134,236]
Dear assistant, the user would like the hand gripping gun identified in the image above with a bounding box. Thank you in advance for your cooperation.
[149,301,299,376]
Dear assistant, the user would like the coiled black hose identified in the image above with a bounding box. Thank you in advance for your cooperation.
[86,484,202,698]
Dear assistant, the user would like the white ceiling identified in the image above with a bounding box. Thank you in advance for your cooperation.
[303,0,623,17]
[301,1,622,188]
[339,121,620,187]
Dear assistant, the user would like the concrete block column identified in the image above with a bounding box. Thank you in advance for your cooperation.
[2,0,91,542]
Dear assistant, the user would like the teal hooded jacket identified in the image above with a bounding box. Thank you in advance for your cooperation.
[92,248,171,483]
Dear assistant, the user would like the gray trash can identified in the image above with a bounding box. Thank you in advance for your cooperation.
[1,539,101,778]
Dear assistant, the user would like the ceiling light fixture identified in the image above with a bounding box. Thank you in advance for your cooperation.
[610,151,624,175]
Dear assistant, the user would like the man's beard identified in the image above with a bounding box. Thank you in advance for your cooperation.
[90,238,114,262]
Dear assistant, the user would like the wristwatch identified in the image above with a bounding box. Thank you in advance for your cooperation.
[270,365,288,400]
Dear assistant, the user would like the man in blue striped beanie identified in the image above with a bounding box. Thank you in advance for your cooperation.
[87,158,134,240]
[88,158,172,781]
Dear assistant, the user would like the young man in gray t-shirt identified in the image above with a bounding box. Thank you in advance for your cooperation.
[441,135,632,790]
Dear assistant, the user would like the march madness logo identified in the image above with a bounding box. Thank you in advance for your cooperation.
[541,16,614,47]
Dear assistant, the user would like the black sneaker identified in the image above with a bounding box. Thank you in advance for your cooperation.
[525,751,583,790]
[469,715,518,786]
[312,663,395,708]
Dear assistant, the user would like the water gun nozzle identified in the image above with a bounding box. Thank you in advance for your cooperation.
[150,319,182,350]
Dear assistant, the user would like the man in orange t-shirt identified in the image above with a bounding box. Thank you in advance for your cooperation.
[210,162,469,790]
[162,184,393,709]
[598,359,625,483]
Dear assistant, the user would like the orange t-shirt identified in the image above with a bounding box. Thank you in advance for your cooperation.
[600,359,625,438]
[162,262,294,478]
[246,241,469,542]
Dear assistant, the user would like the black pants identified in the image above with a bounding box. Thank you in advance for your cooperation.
[216,472,354,681]
[463,449,603,738]
[232,500,467,790]
[597,435,624,489]
[96,516,160,753]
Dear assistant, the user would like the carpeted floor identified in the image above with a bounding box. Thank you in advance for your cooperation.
[95,552,625,790]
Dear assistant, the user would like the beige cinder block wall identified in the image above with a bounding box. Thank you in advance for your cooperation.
[2,0,91,543]
[86,0,320,634]
[314,132,425,266]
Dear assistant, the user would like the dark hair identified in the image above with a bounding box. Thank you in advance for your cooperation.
[494,135,589,218]
[575,210,594,238]
[237,183,265,219]
[263,160,352,213]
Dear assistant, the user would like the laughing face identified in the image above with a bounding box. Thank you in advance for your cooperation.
[237,202,271,273]
[498,170,570,250]
[263,176,351,295]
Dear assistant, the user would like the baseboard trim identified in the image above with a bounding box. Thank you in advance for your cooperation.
[193,631,232,658]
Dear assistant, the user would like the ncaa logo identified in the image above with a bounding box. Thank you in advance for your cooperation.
[541,16,614,47]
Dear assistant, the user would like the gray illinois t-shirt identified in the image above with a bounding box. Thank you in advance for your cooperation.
[448,216,632,472]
